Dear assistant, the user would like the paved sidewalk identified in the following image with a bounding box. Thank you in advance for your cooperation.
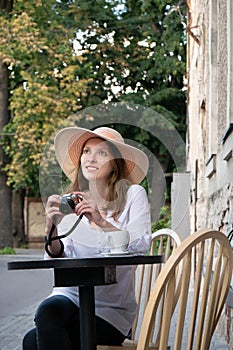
[0,249,42,350]
[0,299,229,350]
[0,303,38,350]
[0,249,230,350]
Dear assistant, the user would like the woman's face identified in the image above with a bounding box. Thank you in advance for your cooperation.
[80,138,114,183]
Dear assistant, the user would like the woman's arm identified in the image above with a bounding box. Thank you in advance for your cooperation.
[44,194,65,258]
[126,185,152,254]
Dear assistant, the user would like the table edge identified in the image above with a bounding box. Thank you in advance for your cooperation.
[8,255,165,270]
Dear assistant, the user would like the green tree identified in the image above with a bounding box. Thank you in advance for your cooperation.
[0,0,187,246]
[73,0,187,212]
[0,0,93,246]
[1,0,186,195]
[73,0,187,152]
[0,0,93,195]
[0,0,13,248]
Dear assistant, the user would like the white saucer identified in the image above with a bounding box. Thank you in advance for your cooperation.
[100,251,131,256]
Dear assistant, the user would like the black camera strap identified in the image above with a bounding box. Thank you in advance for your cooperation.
[228,228,233,243]
[45,214,83,258]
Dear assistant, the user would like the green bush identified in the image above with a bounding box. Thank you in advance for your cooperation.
[152,205,171,232]
[151,205,171,255]
[0,247,16,255]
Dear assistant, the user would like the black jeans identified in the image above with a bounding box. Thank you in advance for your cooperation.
[23,295,126,350]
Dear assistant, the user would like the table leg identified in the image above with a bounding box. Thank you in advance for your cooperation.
[79,285,96,350]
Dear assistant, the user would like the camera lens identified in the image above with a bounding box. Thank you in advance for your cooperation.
[59,196,76,214]
[59,194,82,214]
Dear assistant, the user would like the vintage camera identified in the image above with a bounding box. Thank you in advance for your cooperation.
[59,193,82,214]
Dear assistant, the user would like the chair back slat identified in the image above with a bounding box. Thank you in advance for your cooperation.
[159,271,176,348]
[195,239,216,349]
[165,236,171,260]
[174,253,191,350]
[131,264,145,339]
[187,241,204,349]
[214,254,229,324]
[201,244,225,348]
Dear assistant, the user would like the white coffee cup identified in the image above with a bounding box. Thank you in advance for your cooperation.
[106,230,129,253]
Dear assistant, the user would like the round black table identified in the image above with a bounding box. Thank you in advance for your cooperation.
[8,255,164,350]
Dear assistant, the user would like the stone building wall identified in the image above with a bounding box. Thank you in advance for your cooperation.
[187,0,233,346]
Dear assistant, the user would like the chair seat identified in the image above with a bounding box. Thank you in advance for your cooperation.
[97,344,170,350]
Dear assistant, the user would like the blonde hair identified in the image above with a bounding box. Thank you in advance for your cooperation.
[66,139,131,220]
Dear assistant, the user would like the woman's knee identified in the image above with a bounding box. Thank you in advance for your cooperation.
[35,295,75,326]
[22,328,37,350]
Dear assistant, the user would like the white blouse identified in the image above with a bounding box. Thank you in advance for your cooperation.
[46,184,152,336]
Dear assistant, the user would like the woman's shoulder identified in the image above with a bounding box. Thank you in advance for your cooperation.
[124,184,149,212]
[127,184,147,197]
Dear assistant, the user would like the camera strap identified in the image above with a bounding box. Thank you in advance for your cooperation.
[45,214,83,258]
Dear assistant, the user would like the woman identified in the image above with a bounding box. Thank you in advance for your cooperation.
[23,126,152,350]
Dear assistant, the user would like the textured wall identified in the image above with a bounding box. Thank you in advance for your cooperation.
[187,0,233,346]
[25,199,46,248]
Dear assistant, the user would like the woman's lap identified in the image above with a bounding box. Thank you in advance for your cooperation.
[23,295,125,350]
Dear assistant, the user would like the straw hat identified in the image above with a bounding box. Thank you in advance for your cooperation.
[54,126,149,184]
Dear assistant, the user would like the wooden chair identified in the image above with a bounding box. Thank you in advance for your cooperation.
[98,228,182,350]
[136,228,233,350]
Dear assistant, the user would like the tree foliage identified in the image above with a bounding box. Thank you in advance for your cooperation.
[0,0,14,247]
[0,0,187,196]
[0,0,93,194]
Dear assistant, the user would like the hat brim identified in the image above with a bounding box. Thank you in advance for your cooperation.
[54,127,149,184]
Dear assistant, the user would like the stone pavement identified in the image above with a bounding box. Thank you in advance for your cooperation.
[0,303,37,350]
[0,249,230,350]
[0,249,47,350]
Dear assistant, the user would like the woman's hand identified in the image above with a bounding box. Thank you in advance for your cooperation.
[74,192,105,227]
[45,194,64,237]
[74,192,118,231]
